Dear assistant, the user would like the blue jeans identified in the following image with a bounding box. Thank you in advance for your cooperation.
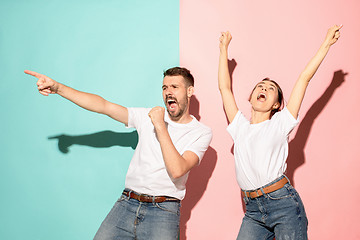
[93,190,181,240]
[237,176,308,240]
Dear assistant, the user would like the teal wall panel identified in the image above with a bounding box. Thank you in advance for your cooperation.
[0,1,179,239]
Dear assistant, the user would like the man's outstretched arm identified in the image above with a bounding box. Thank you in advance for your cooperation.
[25,70,128,125]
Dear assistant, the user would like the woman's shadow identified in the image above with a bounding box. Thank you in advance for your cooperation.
[286,70,347,186]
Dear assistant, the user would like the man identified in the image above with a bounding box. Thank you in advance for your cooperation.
[25,67,212,239]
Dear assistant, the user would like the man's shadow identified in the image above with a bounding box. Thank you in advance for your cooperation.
[286,70,347,186]
[179,95,218,240]
[48,130,138,154]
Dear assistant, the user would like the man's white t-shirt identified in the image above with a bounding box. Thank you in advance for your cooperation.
[227,107,298,190]
[125,108,212,200]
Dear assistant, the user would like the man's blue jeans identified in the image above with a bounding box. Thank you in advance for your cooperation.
[237,176,308,240]
[93,190,180,240]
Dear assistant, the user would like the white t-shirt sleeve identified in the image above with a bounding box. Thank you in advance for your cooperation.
[127,107,150,129]
[227,111,248,140]
[185,128,212,163]
[274,106,299,135]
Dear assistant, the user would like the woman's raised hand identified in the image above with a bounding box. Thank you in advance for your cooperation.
[219,31,232,51]
[324,24,342,47]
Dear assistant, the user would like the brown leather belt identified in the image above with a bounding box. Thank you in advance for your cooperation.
[242,177,288,199]
[123,190,180,203]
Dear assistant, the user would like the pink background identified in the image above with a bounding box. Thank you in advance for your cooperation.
[180,0,360,239]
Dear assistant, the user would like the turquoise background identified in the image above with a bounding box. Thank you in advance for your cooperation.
[0,0,179,239]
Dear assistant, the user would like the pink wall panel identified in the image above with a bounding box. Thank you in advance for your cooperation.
[180,0,360,239]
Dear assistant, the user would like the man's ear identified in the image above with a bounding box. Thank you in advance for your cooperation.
[187,86,194,98]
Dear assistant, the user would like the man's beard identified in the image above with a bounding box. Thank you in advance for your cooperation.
[166,96,188,121]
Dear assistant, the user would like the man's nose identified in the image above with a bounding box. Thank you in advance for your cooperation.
[165,88,173,95]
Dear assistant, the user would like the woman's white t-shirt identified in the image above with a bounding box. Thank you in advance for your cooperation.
[227,107,298,190]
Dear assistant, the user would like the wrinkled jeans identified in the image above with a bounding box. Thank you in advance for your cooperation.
[237,176,308,240]
[94,190,180,240]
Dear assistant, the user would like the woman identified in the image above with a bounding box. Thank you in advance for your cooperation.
[218,25,341,239]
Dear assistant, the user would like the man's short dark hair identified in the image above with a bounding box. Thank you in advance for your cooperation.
[163,67,194,87]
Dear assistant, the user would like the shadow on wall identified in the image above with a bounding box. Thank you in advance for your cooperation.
[286,69,347,187]
[48,130,138,153]
[180,95,218,240]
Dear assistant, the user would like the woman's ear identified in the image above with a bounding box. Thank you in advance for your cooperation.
[272,102,280,110]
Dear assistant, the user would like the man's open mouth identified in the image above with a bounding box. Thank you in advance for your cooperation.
[166,97,177,110]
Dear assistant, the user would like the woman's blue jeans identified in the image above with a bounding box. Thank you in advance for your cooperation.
[93,190,180,240]
[237,176,308,240]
